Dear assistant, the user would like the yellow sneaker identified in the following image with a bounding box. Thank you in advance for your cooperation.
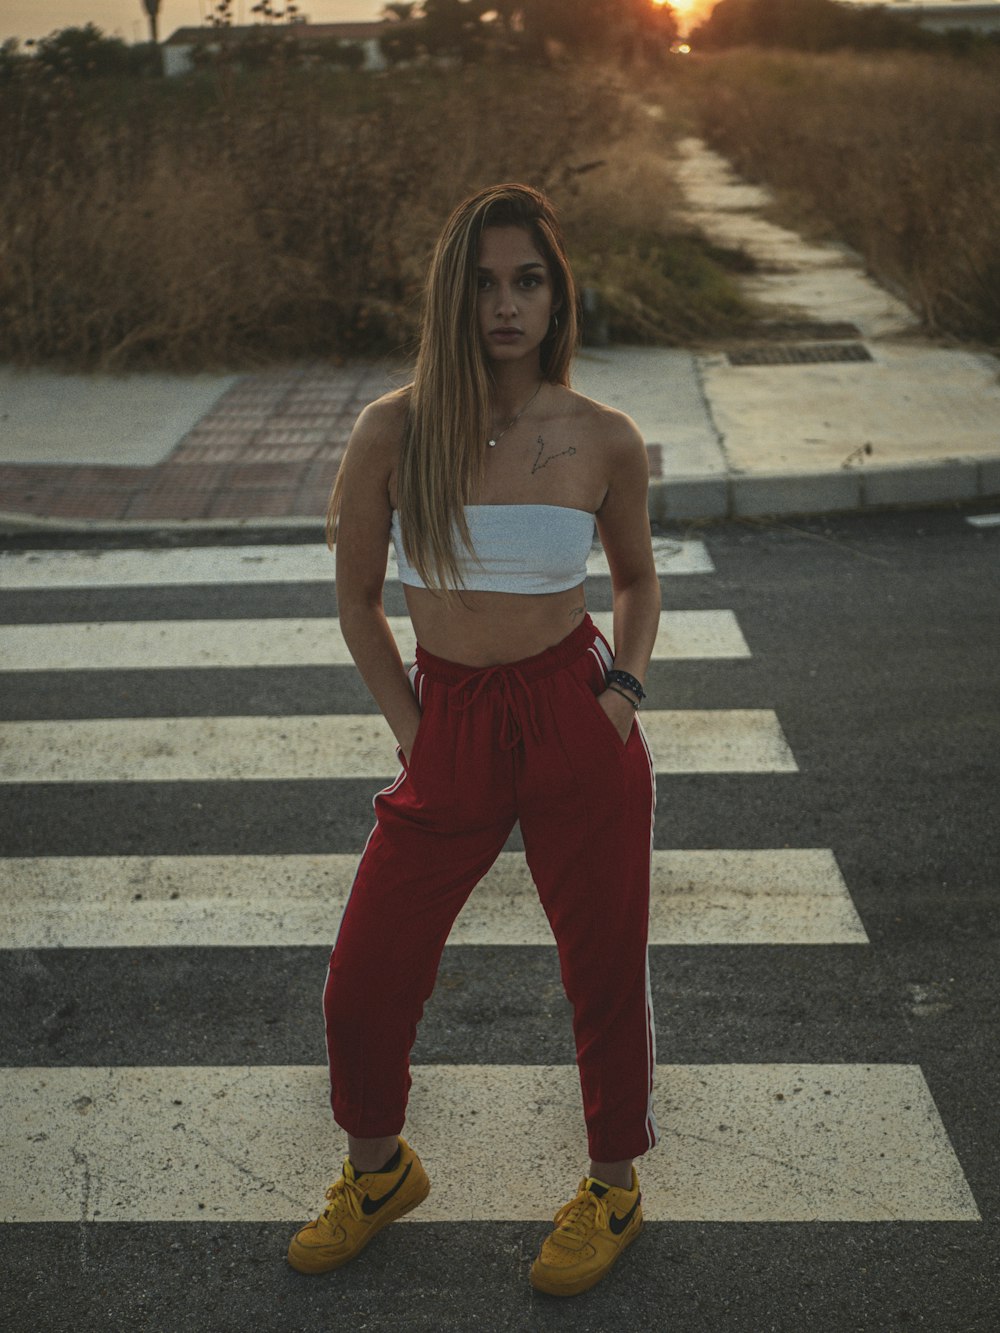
[530,1169,643,1297]
[287,1136,430,1274]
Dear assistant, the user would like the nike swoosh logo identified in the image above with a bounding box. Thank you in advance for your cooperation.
[609,1193,641,1236]
[361,1161,412,1215]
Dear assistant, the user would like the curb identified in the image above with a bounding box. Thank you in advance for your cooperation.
[1,459,997,541]
[650,456,1000,524]
[0,513,325,541]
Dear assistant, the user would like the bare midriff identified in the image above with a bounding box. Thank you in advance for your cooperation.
[402,581,588,667]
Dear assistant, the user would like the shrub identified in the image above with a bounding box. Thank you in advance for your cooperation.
[668,48,1000,344]
[33,23,134,78]
[690,0,937,53]
[0,58,758,370]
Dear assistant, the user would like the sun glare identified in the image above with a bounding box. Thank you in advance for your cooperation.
[650,0,706,41]
[653,0,702,23]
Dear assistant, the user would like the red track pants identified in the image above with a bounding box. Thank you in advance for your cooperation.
[323,613,659,1162]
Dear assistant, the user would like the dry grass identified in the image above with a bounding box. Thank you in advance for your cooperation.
[661,47,1000,346]
[0,58,757,372]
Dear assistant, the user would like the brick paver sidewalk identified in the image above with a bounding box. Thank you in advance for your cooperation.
[0,363,399,524]
[0,359,666,526]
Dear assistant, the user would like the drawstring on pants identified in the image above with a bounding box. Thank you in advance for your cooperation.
[450,665,542,752]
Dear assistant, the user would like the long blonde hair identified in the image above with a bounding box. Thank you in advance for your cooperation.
[325,183,579,592]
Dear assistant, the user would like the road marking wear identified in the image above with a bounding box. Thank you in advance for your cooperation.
[0,535,713,590]
[0,1064,978,1223]
[0,610,748,671]
[0,711,797,782]
[0,848,866,949]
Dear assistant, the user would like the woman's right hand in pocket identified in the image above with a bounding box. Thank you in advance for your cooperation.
[397,717,420,768]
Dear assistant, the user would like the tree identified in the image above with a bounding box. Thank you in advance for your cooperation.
[250,1,308,23]
[378,1,423,63]
[375,0,680,66]
[689,0,934,53]
[419,0,490,58]
[0,36,28,81]
[141,1,160,44]
[32,24,133,78]
[521,0,677,60]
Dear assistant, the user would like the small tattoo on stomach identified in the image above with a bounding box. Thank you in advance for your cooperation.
[531,434,576,474]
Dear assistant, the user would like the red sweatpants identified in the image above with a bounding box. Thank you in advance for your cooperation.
[323,613,658,1163]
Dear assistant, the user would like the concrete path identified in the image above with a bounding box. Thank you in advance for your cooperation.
[1,136,997,531]
[667,137,1000,519]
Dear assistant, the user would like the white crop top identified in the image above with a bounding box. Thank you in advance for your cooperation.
[390,504,595,594]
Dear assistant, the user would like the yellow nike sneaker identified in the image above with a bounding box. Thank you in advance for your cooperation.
[530,1169,643,1297]
[287,1136,430,1274]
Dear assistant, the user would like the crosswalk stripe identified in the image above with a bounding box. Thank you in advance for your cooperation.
[0,710,797,782]
[1,1064,978,1223]
[0,849,864,948]
[0,610,749,672]
[0,536,713,591]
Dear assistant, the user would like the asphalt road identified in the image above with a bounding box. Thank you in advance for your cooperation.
[1,504,998,1332]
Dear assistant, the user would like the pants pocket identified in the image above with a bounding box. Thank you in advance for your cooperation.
[398,665,426,774]
[580,674,632,752]
[404,708,429,772]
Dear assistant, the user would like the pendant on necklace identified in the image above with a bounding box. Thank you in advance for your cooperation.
[488,439,497,448]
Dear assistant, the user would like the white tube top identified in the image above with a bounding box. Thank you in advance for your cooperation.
[390,504,595,594]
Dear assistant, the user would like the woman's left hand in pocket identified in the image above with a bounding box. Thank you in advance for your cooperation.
[598,688,636,745]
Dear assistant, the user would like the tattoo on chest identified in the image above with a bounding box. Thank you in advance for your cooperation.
[531,434,576,474]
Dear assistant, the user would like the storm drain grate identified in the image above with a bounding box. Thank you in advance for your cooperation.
[728,342,874,367]
[760,320,863,341]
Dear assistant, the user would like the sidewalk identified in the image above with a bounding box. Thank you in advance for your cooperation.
[2,137,998,534]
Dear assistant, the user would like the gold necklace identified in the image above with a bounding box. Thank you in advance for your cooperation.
[487,382,543,448]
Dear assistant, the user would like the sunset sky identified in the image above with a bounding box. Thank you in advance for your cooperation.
[0,0,972,48]
[2,2,384,46]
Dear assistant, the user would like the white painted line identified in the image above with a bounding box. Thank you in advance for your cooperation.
[648,847,868,945]
[596,535,715,577]
[640,710,797,773]
[0,544,340,590]
[0,536,713,591]
[1,1064,978,1222]
[0,610,748,672]
[965,513,1000,527]
[0,848,865,948]
[0,710,797,782]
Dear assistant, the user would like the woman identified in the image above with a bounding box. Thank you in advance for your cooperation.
[288,183,661,1298]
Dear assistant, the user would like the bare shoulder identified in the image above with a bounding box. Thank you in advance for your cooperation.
[348,386,411,465]
[559,388,645,459]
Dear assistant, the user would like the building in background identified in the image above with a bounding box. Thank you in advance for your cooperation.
[162,22,391,76]
[852,1,1000,34]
